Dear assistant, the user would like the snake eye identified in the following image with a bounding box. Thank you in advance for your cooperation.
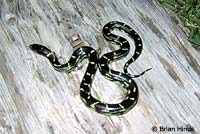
[29,44,51,57]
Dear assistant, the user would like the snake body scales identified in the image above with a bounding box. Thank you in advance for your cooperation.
[30,21,149,115]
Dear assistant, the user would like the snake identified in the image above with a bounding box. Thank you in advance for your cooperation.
[30,21,150,115]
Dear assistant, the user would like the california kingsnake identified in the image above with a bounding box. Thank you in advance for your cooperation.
[30,21,150,115]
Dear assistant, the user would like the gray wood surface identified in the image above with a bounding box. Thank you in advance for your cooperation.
[0,0,200,134]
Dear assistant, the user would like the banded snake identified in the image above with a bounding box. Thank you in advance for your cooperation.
[30,21,151,115]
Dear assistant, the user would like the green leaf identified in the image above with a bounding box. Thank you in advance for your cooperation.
[188,29,200,46]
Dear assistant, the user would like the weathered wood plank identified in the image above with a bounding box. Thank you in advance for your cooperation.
[0,0,199,133]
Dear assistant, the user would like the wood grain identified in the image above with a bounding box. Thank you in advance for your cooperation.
[0,0,199,133]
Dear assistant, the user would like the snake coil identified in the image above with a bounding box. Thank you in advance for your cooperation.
[30,21,151,115]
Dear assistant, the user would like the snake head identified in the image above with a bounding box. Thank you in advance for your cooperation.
[29,44,51,57]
